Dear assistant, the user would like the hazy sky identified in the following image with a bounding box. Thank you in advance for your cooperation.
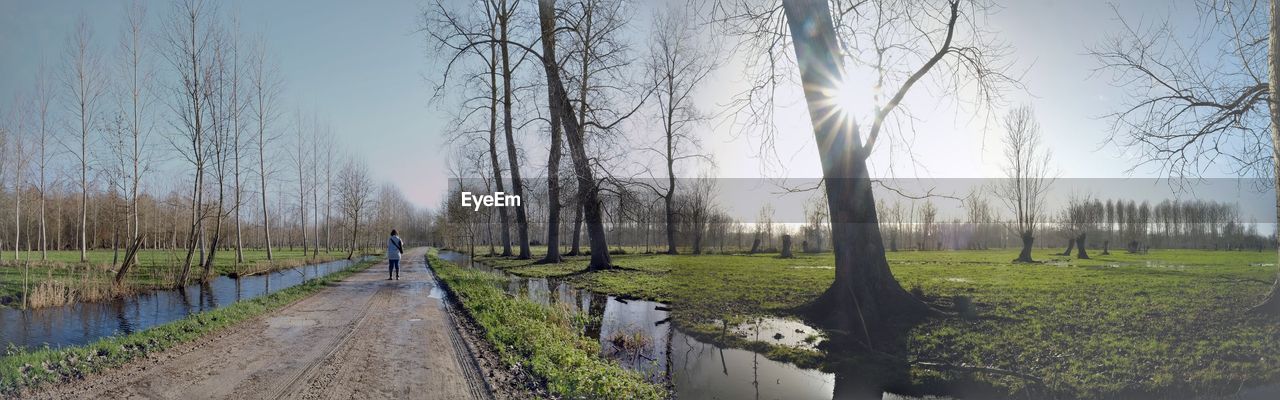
[0,0,446,207]
[0,0,1254,211]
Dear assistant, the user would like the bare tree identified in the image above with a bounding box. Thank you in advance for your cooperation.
[62,16,108,263]
[645,3,715,255]
[249,36,282,261]
[201,21,241,276]
[423,0,517,257]
[711,0,1015,339]
[996,106,1054,263]
[108,1,154,282]
[1092,0,1280,314]
[919,200,938,251]
[160,0,217,286]
[33,66,54,260]
[963,191,995,250]
[538,0,612,270]
[337,156,374,259]
[224,16,247,265]
[323,128,335,252]
[8,95,34,262]
[0,108,10,258]
[310,124,328,258]
[494,0,532,259]
[536,5,567,264]
[290,110,311,258]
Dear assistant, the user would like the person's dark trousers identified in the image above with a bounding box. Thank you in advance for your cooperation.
[388,259,400,280]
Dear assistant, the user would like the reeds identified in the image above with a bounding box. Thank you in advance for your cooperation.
[8,261,138,309]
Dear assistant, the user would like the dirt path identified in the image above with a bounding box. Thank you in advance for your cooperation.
[34,248,496,400]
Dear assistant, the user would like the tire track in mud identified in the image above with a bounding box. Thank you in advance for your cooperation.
[269,285,390,399]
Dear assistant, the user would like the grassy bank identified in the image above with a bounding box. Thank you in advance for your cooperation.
[471,248,1280,398]
[0,258,377,397]
[429,252,665,400]
[0,249,359,308]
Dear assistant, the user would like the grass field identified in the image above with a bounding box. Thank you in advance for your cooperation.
[0,248,364,307]
[469,248,1280,398]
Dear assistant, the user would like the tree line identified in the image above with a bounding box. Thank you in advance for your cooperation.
[426,0,1280,339]
[0,0,427,287]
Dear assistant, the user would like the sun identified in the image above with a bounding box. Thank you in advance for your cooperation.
[833,69,880,122]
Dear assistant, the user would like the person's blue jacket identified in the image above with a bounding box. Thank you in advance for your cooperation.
[387,235,404,260]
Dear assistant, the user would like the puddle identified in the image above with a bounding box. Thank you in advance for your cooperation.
[434,250,1280,399]
[724,316,825,350]
[437,251,852,397]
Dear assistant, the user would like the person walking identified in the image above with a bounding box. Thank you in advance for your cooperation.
[387,229,404,280]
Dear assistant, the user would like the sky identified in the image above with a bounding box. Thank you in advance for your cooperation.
[0,0,1263,215]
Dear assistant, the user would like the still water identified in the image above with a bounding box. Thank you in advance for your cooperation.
[436,251,841,399]
[1,257,369,351]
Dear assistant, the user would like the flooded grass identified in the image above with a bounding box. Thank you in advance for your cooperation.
[429,253,665,400]
[473,248,1280,398]
[0,249,358,308]
[0,259,377,397]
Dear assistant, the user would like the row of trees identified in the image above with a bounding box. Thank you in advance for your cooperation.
[428,0,1280,349]
[0,0,421,287]
[424,0,718,269]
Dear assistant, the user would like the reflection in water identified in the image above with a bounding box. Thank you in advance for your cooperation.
[435,251,996,399]
[435,251,843,399]
[1,257,367,351]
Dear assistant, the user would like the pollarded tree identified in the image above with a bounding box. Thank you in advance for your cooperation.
[1060,194,1103,259]
[1091,0,1280,314]
[996,106,1055,263]
[712,0,1016,338]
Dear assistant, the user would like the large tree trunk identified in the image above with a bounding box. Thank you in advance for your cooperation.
[1075,233,1089,259]
[538,0,611,270]
[538,12,566,265]
[1253,0,1280,315]
[259,135,273,261]
[567,203,583,255]
[488,44,513,257]
[500,8,531,260]
[1014,231,1035,263]
[1061,238,1074,256]
[784,0,929,337]
[665,195,677,255]
[235,134,244,264]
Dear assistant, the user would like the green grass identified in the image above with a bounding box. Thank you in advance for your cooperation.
[0,258,377,397]
[430,251,666,400]
[468,247,1280,398]
[0,248,359,307]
